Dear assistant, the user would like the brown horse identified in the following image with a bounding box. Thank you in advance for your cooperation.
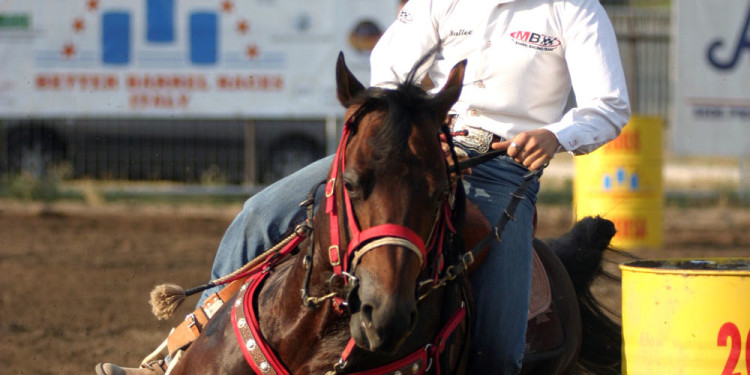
[115,53,622,375]
[164,53,476,375]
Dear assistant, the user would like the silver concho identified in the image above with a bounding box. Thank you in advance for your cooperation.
[412,362,421,373]
[259,361,270,373]
[246,338,257,351]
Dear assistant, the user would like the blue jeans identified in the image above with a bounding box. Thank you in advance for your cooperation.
[198,152,538,375]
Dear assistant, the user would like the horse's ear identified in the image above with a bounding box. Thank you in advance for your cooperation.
[433,59,466,117]
[336,52,366,107]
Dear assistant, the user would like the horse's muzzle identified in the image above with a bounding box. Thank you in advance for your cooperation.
[348,272,419,354]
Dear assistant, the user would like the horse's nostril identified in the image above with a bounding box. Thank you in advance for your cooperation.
[362,304,374,324]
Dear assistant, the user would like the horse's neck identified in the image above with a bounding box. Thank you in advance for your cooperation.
[255,237,352,373]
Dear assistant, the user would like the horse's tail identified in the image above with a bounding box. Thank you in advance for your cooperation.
[544,216,624,375]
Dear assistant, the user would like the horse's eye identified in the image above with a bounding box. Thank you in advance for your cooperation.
[343,169,373,199]
[342,173,360,196]
[344,180,356,192]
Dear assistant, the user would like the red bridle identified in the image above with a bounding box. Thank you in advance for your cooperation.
[324,116,444,279]
[232,114,465,375]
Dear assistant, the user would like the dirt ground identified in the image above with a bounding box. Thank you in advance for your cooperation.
[1,199,749,375]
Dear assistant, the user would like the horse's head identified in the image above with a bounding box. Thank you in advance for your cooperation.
[323,53,466,354]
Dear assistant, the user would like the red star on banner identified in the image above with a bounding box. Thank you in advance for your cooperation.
[237,19,249,34]
[87,0,99,11]
[221,0,234,13]
[62,43,76,58]
[247,45,259,59]
[73,18,85,32]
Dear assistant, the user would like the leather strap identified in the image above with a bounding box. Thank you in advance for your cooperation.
[232,273,291,375]
[166,280,243,356]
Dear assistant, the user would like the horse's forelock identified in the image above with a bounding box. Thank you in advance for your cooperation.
[362,84,433,167]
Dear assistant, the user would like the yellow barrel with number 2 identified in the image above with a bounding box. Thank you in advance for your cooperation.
[620,258,750,374]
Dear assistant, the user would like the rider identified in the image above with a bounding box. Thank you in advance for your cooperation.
[98,0,629,374]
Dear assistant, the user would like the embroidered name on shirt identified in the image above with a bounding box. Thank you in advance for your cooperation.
[398,10,413,23]
[449,29,473,37]
[510,31,561,51]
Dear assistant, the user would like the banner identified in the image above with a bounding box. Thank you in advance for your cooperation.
[0,0,396,118]
[672,1,750,156]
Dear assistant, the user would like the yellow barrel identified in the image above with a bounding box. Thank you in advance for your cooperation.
[574,116,663,248]
[576,197,663,247]
[620,258,750,374]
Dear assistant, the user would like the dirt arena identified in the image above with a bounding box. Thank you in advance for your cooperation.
[1,199,749,374]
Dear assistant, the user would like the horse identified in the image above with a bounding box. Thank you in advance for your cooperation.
[107,52,622,375]
[157,53,476,375]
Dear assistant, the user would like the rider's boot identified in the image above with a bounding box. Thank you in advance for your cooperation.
[95,360,167,375]
[94,274,245,375]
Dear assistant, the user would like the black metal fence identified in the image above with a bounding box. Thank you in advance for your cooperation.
[0,118,326,184]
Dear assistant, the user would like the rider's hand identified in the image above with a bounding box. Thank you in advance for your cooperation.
[491,129,561,170]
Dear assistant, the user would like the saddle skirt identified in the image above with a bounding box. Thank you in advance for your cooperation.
[529,249,552,320]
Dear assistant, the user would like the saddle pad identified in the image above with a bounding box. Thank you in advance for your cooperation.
[528,249,551,320]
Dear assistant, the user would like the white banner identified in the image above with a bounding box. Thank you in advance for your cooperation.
[0,0,396,118]
[672,0,750,156]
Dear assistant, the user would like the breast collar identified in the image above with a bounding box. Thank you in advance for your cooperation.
[231,271,467,375]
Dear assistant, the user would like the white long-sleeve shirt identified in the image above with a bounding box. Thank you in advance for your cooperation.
[370,0,631,154]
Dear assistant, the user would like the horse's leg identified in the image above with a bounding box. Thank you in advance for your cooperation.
[168,295,250,375]
[520,239,581,375]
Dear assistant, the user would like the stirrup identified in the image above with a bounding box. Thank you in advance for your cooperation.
[138,338,184,375]
[95,359,168,375]
[141,337,169,366]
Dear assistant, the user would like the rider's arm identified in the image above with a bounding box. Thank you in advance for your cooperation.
[542,0,631,155]
[370,0,444,88]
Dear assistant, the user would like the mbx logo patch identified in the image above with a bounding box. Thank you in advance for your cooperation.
[510,31,561,51]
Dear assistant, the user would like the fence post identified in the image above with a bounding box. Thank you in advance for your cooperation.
[244,120,256,184]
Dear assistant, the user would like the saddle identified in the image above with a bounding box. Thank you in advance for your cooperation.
[529,250,552,320]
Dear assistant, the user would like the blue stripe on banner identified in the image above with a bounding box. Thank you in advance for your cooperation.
[190,12,218,65]
[102,11,131,65]
[147,0,174,43]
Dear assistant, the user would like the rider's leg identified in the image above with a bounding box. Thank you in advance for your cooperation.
[95,361,166,375]
[196,154,333,306]
[462,153,539,375]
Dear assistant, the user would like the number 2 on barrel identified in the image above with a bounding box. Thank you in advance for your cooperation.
[717,322,750,375]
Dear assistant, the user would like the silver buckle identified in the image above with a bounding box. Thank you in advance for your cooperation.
[452,122,496,154]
